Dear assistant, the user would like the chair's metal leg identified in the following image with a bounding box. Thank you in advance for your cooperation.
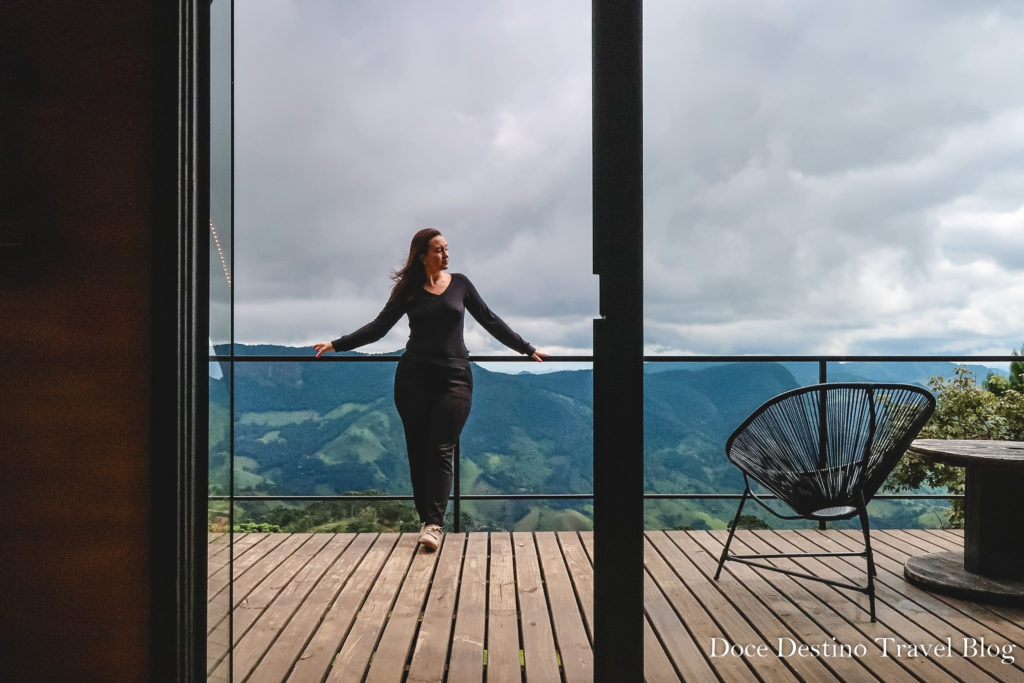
[858,499,877,622]
[715,488,748,580]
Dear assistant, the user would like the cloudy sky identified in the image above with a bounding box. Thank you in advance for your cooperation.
[217,0,1024,360]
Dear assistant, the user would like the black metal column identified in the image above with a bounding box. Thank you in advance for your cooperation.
[152,0,210,680]
[593,1,644,680]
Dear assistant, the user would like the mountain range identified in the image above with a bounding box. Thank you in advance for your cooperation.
[210,345,993,531]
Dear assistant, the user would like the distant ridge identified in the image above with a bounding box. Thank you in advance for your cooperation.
[210,344,973,530]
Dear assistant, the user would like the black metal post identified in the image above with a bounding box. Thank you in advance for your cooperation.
[818,363,827,529]
[151,0,209,680]
[593,1,644,679]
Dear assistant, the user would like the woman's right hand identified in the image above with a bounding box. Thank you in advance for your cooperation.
[313,341,334,358]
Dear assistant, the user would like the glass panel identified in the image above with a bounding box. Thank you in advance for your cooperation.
[235,499,419,535]
[644,361,817,529]
[643,0,1024,357]
[232,361,406,497]
[208,0,232,679]
[232,1,592,673]
[460,499,593,532]
[233,1,594,356]
[829,359,989,527]
[231,361,594,503]
[209,0,232,355]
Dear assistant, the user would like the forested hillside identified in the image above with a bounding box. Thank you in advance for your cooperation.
[210,346,970,532]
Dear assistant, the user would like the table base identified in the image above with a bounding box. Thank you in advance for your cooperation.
[905,551,1024,604]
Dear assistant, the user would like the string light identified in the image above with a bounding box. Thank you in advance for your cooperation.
[209,219,232,286]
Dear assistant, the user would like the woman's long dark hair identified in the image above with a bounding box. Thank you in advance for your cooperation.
[389,227,442,303]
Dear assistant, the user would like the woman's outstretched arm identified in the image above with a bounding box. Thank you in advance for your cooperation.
[462,276,548,362]
[313,297,406,357]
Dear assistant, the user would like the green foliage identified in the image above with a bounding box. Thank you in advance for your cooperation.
[234,522,281,533]
[1011,344,1024,391]
[728,514,773,531]
[238,494,420,534]
[885,363,1024,526]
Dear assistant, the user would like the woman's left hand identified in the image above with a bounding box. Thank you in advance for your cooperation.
[313,341,334,358]
[531,351,549,363]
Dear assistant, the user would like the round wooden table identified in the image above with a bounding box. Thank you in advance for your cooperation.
[903,439,1024,603]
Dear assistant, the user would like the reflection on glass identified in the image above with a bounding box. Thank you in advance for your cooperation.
[208,0,232,680]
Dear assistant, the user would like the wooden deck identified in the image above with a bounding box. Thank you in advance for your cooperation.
[207,528,1024,682]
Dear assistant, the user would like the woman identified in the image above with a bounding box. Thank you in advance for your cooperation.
[313,228,546,550]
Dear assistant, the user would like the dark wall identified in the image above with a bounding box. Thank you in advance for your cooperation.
[1,2,172,679]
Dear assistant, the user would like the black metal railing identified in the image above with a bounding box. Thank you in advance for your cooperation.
[209,352,1013,530]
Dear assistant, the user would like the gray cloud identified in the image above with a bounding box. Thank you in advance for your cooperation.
[229,0,1024,359]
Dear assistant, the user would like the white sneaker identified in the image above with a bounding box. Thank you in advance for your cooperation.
[419,524,443,551]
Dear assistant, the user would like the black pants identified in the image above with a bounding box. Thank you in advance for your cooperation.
[394,357,473,526]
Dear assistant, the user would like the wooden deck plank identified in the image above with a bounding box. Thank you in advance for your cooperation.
[902,527,967,552]
[447,532,488,683]
[210,534,333,681]
[667,530,866,683]
[556,531,594,643]
[209,534,308,641]
[208,532,283,604]
[248,533,375,683]
[208,532,234,565]
[850,529,1024,654]
[880,528,1024,622]
[486,532,522,683]
[326,533,419,682]
[645,532,799,683]
[512,532,561,683]
[807,528,1024,682]
[284,533,399,682]
[535,532,593,682]
[210,529,1024,683]
[642,567,717,682]
[759,529,998,682]
[940,527,965,544]
[407,532,467,682]
[643,615,681,683]
[788,528,1024,683]
[720,529,924,683]
[688,530,881,683]
[232,534,334,646]
[873,529,1024,629]
[364,535,442,682]
[231,534,355,681]
[231,534,314,610]
[579,530,593,559]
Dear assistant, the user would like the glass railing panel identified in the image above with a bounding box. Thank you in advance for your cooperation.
[459,499,593,533]
[825,359,991,528]
[208,0,232,679]
[233,499,419,535]
[462,363,594,500]
[230,360,406,497]
[208,0,231,354]
[643,361,818,530]
[229,359,595,511]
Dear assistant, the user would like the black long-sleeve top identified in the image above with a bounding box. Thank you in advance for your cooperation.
[330,273,535,361]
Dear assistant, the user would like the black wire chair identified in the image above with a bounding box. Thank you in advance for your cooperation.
[713,383,935,621]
